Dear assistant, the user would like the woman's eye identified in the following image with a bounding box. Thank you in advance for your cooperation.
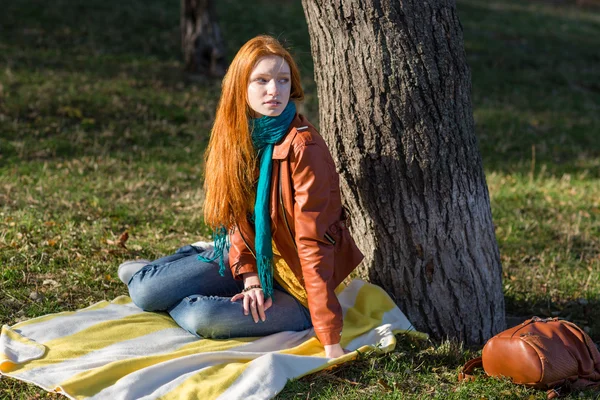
[278,78,290,84]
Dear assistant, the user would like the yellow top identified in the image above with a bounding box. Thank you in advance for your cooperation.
[272,242,309,308]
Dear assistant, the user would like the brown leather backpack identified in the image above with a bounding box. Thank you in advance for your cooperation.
[459,317,600,398]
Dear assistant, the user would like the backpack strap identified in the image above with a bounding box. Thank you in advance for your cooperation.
[458,357,483,382]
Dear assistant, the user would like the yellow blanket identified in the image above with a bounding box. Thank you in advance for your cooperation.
[0,280,424,400]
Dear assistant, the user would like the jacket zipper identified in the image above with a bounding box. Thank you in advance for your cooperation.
[280,162,298,251]
[238,223,257,259]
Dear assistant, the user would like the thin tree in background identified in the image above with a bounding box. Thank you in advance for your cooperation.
[181,0,226,76]
[301,0,505,344]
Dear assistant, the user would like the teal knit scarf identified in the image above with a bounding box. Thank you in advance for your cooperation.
[199,101,296,299]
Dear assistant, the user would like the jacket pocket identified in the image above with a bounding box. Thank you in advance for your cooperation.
[325,220,347,250]
[329,219,364,286]
[324,232,336,245]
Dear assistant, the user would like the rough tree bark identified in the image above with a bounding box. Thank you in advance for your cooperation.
[301,0,505,344]
[181,0,226,76]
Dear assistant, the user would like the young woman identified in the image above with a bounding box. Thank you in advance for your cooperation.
[120,35,363,359]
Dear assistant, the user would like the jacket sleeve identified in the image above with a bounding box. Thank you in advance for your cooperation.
[228,223,258,280]
[290,140,343,346]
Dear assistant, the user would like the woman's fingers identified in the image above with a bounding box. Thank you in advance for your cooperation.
[230,293,243,302]
[232,289,270,322]
[255,291,266,322]
[243,293,250,316]
[249,294,259,323]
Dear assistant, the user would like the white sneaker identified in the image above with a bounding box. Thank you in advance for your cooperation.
[118,259,151,284]
[191,241,214,250]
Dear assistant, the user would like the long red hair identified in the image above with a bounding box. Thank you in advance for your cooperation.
[203,35,304,229]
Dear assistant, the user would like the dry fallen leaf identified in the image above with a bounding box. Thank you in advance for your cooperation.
[42,279,60,287]
[377,379,392,392]
[29,291,43,301]
[118,231,129,248]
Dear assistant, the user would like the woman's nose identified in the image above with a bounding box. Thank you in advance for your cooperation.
[266,80,278,95]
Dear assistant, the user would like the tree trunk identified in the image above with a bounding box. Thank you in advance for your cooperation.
[181,0,226,76]
[301,0,505,344]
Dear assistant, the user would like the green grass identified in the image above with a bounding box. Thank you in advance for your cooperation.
[1,0,600,398]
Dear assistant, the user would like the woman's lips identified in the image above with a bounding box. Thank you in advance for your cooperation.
[264,101,280,107]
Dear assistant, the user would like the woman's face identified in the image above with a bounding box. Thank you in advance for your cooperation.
[247,55,291,118]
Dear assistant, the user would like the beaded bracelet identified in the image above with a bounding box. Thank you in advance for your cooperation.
[242,284,263,293]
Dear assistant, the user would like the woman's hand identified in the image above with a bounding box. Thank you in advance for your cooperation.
[231,273,273,323]
[324,343,350,358]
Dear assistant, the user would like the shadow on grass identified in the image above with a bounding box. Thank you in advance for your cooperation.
[0,0,314,165]
[276,333,477,399]
[1,0,180,65]
[462,0,600,177]
[2,0,598,174]
[457,0,600,176]
[0,0,312,81]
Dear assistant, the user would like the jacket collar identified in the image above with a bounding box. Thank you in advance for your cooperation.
[273,113,302,160]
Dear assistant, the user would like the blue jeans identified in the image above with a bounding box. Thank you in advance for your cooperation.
[127,245,312,339]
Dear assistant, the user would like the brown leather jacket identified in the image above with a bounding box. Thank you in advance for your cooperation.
[228,113,364,346]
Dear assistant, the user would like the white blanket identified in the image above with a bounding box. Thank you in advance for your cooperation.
[0,280,424,399]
